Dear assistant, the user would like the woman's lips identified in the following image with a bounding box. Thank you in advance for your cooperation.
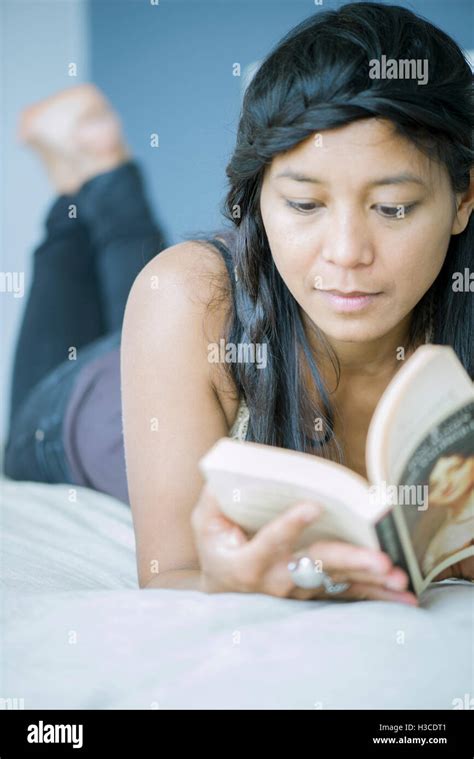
[317,289,382,312]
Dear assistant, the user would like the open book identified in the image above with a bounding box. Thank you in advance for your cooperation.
[199,345,474,596]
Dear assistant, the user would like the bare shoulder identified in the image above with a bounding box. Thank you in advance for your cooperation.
[122,239,239,423]
[138,237,228,286]
[124,238,229,326]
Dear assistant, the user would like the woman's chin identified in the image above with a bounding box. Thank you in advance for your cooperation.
[299,294,409,345]
[308,316,393,344]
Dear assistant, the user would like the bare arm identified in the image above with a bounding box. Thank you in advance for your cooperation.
[121,242,235,589]
[145,569,204,590]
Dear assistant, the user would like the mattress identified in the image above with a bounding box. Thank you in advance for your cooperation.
[1,477,472,709]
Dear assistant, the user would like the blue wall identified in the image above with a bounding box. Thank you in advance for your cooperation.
[88,0,473,247]
[1,0,89,443]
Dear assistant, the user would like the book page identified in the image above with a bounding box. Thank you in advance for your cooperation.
[367,346,473,485]
[390,402,474,595]
[204,470,380,551]
[388,354,472,485]
[199,440,381,551]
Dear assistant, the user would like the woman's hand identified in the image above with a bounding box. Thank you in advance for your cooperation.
[432,554,474,582]
[191,485,419,605]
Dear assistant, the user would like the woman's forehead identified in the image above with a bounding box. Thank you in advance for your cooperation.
[264,120,443,189]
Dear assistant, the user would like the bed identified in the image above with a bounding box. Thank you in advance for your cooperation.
[1,476,472,710]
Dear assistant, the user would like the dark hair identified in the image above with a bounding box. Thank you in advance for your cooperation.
[192,2,473,459]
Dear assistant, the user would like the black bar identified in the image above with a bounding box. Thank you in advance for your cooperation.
[0,709,472,757]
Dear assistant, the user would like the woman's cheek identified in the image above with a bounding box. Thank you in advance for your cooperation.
[390,237,445,307]
[270,238,312,288]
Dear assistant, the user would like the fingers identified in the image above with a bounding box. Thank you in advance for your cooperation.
[289,582,419,605]
[435,555,474,582]
[298,540,409,591]
[241,501,323,574]
[263,532,413,600]
[305,540,393,574]
[267,548,412,600]
[334,566,409,591]
[301,541,413,591]
[192,486,249,557]
[194,489,419,604]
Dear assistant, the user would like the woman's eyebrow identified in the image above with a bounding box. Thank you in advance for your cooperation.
[274,170,427,187]
[368,173,427,188]
[274,170,325,184]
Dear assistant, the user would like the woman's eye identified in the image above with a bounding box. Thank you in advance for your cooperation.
[285,200,418,218]
[285,200,321,214]
[376,203,417,219]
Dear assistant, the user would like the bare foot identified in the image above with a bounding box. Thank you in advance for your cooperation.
[18,83,131,194]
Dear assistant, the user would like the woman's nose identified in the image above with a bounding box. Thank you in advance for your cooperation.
[321,211,375,268]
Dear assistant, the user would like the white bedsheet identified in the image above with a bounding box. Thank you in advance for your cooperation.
[1,477,473,710]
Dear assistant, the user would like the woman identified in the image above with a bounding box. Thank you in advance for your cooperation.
[121,2,473,600]
[6,4,473,602]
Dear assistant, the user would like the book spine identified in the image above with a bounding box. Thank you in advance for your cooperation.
[375,512,415,594]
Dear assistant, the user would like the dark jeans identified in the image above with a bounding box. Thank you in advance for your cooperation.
[4,159,168,494]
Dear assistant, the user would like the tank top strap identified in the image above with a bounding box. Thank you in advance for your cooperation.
[229,396,250,441]
[204,232,236,286]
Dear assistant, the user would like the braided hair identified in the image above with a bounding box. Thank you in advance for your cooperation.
[197,2,474,458]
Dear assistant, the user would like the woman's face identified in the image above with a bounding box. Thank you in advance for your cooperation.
[259,118,469,345]
[428,455,474,508]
